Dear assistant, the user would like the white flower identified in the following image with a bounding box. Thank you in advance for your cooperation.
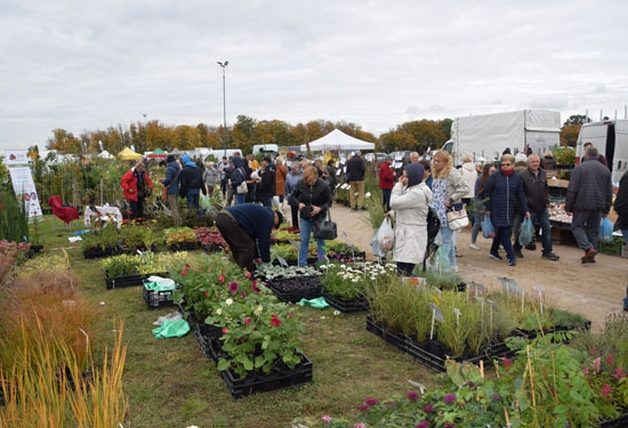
[225,298,234,306]
[352,278,359,282]
[216,308,223,315]
[340,264,346,269]
[254,305,263,316]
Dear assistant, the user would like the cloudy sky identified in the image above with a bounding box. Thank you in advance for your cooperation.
[1,0,627,150]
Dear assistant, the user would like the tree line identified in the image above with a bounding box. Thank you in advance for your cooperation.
[43,114,586,156]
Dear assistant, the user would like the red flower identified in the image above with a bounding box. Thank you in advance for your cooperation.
[222,327,229,335]
[364,397,378,406]
[423,404,433,414]
[606,354,615,367]
[357,403,369,411]
[218,274,225,283]
[244,317,252,326]
[251,280,260,293]
[228,281,239,294]
[614,367,625,380]
[180,263,191,277]
[600,384,612,398]
[270,314,281,327]
[502,357,512,369]
[406,390,419,402]
[245,270,252,279]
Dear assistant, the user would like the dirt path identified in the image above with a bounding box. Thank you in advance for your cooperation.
[331,204,627,331]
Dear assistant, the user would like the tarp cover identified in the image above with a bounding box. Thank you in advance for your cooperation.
[300,129,375,152]
[117,147,142,160]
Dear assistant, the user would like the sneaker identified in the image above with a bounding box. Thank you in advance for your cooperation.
[489,253,503,261]
[542,252,560,261]
[508,259,517,266]
[469,243,481,250]
[514,249,524,259]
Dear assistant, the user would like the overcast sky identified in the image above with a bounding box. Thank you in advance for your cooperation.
[1,0,627,150]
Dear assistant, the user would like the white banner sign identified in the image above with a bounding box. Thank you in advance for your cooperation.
[8,166,43,218]
[2,149,29,166]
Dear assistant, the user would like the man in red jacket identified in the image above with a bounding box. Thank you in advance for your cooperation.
[379,155,395,212]
[120,161,154,219]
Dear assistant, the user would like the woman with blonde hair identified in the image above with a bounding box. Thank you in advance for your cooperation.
[289,166,332,266]
[430,150,470,272]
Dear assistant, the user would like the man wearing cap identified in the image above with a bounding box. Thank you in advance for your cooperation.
[215,203,283,272]
[346,151,366,211]
[379,155,395,211]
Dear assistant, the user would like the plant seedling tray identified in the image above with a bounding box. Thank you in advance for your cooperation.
[323,291,368,314]
[266,276,322,303]
[219,352,313,399]
[365,316,407,352]
[600,410,628,428]
[168,242,199,251]
[105,272,168,289]
[143,287,175,309]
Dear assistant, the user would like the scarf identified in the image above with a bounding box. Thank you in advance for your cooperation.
[500,167,514,177]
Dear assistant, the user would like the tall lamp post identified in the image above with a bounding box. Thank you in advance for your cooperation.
[217,60,229,157]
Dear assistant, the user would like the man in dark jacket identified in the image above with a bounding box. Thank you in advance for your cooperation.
[215,204,283,272]
[580,142,608,166]
[515,154,559,261]
[255,156,276,207]
[230,156,248,205]
[565,146,613,263]
[161,155,182,225]
[346,151,366,211]
[616,170,628,243]
[179,154,205,209]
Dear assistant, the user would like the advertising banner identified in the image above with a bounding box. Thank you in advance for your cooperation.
[8,166,43,218]
[2,149,29,166]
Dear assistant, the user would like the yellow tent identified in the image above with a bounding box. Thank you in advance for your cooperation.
[117,147,142,161]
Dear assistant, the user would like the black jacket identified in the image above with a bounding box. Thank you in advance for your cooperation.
[289,178,332,221]
[256,164,276,199]
[180,166,205,197]
[565,158,612,213]
[520,168,549,213]
[615,171,628,229]
[346,155,365,181]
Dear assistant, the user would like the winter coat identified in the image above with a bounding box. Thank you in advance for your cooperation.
[162,160,181,195]
[520,168,549,213]
[460,162,477,198]
[390,182,433,264]
[378,162,395,190]
[615,171,628,230]
[437,169,470,205]
[275,163,287,196]
[482,171,528,228]
[230,157,247,190]
[226,204,275,263]
[565,158,612,213]
[256,164,276,199]
[289,178,332,221]
[121,168,154,202]
[346,155,365,181]
[203,167,219,187]
[179,155,204,197]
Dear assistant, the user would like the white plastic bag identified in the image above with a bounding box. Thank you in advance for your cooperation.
[377,216,395,252]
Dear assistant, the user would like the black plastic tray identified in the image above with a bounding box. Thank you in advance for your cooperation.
[219,352,313,399]
[601,411,628,428]
[266,276,322,303]
[143,287,175,308]
[105,272,169,289]
[83,246,120,259]
[323,291,368,314]
[168,242,199,251]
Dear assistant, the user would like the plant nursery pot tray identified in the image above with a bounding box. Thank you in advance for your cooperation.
[266,276,322,303]
[219,352,313,399]
[168,242,199,251]
[365,316,407,352]
[105,271,168,289]
[83,246,121,259]
[142,287,175,309]
[600,409,628,428]
[323,291,368,314]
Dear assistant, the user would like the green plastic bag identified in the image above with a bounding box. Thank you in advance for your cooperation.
[298,297,329,309]
[152,319,190,339]
[200,194,212,210]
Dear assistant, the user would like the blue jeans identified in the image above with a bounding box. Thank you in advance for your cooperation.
[623,229,628,243]
[439,226,457,270]
[235,194,246,205]
[299,217,325,266]
[382,189,391,211]
[530,209,553,254]
[491,226,515,262]
[187,189,200,209]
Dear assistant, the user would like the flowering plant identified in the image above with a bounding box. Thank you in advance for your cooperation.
[195,227,226,250]
[321,262,396,300]
[164,227,197,246]
[205,293,304,378]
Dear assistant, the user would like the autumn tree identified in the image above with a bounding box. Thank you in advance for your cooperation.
[46,129,82,154]
[560,114,591,147]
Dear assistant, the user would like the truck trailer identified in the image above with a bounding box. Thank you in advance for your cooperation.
[442,110,561,164]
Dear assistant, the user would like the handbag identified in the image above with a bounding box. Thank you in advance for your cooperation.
[236,181,248,195]
[314,210,337,240]
[446,203,469,230]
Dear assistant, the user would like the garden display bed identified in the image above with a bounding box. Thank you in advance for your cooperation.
[601,411,628,428]
[105,272,168,289]
[322,291,368,314]
[266,276,322,303]
[219,352,313,399]
[366,316,518,372]
[142,287,175,309]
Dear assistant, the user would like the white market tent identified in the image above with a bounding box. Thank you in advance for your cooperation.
[97,150,113,159]
[299,129,375,152]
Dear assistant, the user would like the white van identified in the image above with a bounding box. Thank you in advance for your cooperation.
[252,144,279,156]
[202,148,243,162]
[577,119,628,185]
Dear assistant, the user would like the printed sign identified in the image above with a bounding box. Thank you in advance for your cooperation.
[2,149,29,166]
[8,166,43,218]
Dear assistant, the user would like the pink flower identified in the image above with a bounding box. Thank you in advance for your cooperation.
[583,367,590,376]
[364,397,378,406]
[228,281,239,294]
[321,415,332,424]
[251,280,260,293]
[245,270,252,279]
[416,421,429,428]
[423,404,433,414]
[502,357,512,369]
[270,314,281,327]
[221,327,229,335]
[614,367,625,380]
[443,393,456,405]
[243,317,252,326]
[218,274,225,284]
[600,384,612,398]
[406,390,419,401]
[605,354,615,367]
[354,423,367,428]
[358,403,369,411]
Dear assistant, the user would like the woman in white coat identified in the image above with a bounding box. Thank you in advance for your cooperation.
[390,163,433,276]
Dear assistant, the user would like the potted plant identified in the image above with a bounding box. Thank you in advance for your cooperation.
[164,227,198,250]
[256,264,322,303]
[195,227,227,252]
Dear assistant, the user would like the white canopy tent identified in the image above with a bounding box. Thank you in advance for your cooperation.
[299,129,375,152]
[97,150,113,159]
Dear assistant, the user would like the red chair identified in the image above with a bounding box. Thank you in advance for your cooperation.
[48,195,79,224]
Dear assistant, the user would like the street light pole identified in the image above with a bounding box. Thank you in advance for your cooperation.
[217,60,229,157]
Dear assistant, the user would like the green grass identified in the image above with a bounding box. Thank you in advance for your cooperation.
[31,215,437,427]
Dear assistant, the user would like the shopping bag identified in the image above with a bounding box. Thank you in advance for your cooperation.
[518,218,534,246]
[482,215,495,239]
[446,203,469,230]
[599,217,614,243]
[377,216,395,252]
[200,194,212,210]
